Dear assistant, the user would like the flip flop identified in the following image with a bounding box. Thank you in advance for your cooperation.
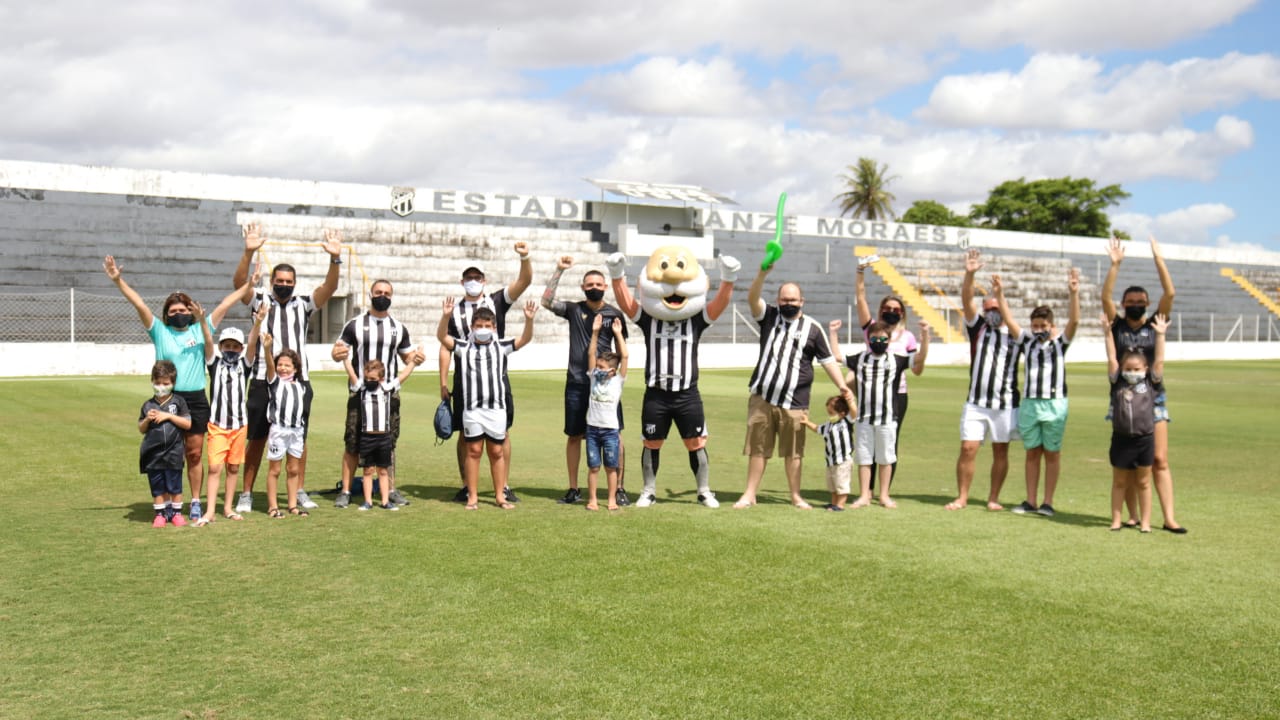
[986,502,1005,512]
[944,502,966,511]
[880,499,898,509]
[464,503,479,511]
[223,512,244,521]
[498,502,516,510]
[732,500,755,509]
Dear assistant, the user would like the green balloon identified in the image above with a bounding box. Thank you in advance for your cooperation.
[762,192,786,271]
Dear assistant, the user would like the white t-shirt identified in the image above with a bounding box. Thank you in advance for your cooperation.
[586,373,625,430]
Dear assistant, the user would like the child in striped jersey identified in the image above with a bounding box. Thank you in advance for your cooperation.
[343,354,421,511]
[193,315,261,526]
[803,396,856,511]
[992,271,1080,518]
[833,321,911,509]
[261,333,308,518]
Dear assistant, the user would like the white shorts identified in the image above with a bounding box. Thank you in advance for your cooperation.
[854,421,897,466]
[266,425,306,461]
[463,407,507,442]
[826,459,853,495]
[959,403,1020,444]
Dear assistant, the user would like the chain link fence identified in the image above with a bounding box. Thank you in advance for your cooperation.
[0,290,256,342]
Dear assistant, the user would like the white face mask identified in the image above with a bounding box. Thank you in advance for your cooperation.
[462,279,484,297]
[153,384,173,397]
[1122,370,1146,385]
[471,327,494,343]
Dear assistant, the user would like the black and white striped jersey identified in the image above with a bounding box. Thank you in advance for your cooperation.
[250,290,318,381]
[1018,331,1070,399]
[965,316,1021,410]
[453,339,516,410]
[634,310,711,392]
[847,350,910,424]
[447,289,513,340]
[267,377,307,429]
[339,313,412,381]
[748,305,835,410]
[359,379,400,433]
[206,355,250,430]
[819,416,856,467]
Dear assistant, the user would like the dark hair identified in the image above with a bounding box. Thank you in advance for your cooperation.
[160,292,194,325]
[597,351,621,369]
[1030,306,1054,324]
[1120,349,1148,368]
[371,279,393,293]
[1121,286,1148,302]
[151,360,177,382]
[827,396,850,415]
[867,320,892,338]
[363,359,385,378]
[472,307,496,324]
[271,264,297,282]
[275,349,302,370]
[582,270,606,284]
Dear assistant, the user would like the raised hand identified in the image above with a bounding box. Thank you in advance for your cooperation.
[523,300,539,318]
[103,255,122,281]
[442,296,456,315]
[514,241,530,258]
[828,319,842,333]
[592,314,603,332]
[964,248,983,274]
[918,319,930,337]
[719,254,741,282]
[1107,235,1125,265]
[1148,234,1163,258]
[243,222,266,252]
[611,318,622,335]
[251,260,264,287]
[990,274,1003,296]
[262,332,274,350]
[1150,313,1170,335]
[606,252,628,280]
[557,255,573,270]
[189,299,205,323]
[1068,267,1080,293]
[322,228,343,257]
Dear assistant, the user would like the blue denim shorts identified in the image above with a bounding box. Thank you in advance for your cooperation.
[585,426,620,469]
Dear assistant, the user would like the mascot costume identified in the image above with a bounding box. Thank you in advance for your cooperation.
[606,247,741,507]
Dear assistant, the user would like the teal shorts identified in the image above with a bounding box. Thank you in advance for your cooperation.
[1018,397,1068,451]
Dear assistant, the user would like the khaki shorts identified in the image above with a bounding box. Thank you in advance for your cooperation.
[826,459,852,495]
[743,393,808,459]
[206,423,247,466]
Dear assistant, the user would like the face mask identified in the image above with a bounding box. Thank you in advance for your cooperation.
[778,304,801,320]
[370,295,392,312]
[880,311,901,326]
[1033,330,1050,342]
[167,313,193,329]
[584,288,605,303]
[278,371,295,382]
[471,328,494,343]
[983,310,1002,328]
[222,350,241,365]
[273,284,294,301]
[462,279,484,297]
[1122,370,1145,385]
[869,338,890,355]
[827,414,840,423]
[1124,305,1146,321]
[153,384,173,397]
[364,379,380,392]
[593,369,612,384]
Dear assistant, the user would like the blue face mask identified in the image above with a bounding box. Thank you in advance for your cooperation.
[471,328,494,343]
[593,369,612,384]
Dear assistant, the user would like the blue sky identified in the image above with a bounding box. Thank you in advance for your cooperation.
[1,0,1276,251]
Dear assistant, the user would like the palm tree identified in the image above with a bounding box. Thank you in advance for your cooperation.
[834,158,898,220]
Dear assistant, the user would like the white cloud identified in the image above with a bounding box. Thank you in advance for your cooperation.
[1111,203,1236,246]
[578,57,771,117]
[920,52,1280,131]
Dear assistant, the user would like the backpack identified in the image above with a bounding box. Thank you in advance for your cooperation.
[433,399,453,445]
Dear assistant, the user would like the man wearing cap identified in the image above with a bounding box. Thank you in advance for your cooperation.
[330,279,425,508]
[438,241,533,502]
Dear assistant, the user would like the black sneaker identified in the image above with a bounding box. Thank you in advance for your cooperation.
[452,487,469,503]
[558,488,581,504]
[388,489,410,506]
[504,486,520,503]
[1035,503,1056,518]
[334,492,351,509]
[615,488,631,507]
[1010,501,1038,515]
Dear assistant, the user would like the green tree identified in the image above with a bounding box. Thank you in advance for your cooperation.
[901,199,971,227]
[835,158,897,220]
[968,176,1129,237]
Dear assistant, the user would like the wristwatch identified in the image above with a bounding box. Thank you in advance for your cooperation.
[331,257,343,265]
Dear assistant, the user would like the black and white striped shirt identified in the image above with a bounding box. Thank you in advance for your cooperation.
[250,290,318,381]
[748,305,835,410]
[207,355,250,430]
[359,379,400,433]
[965,316,1021,410]
[634,310,711,392]
[267,377,307,429]
[819,417,856,467]
[1018,331,1070,400]
[453,339,516,410]
[340,313,412,381]
[847,350,909,424]
[447,289,513,340]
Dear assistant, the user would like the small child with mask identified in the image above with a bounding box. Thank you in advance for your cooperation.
[802,395,857,511]
[1102,312,1169,533]
[833,321,911,508]
[193,319,261,525]
[261,333,308,518]
[584,315,628,510]
[138,360,193,527]
[343,353,421,511]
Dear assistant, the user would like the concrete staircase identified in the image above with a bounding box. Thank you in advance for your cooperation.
[855,245,963,343]
[1221,268,1280,317]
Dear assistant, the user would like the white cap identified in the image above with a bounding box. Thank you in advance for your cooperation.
[218,327,246,345]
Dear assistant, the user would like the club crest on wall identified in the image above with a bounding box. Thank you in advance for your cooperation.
[391,187,415,217]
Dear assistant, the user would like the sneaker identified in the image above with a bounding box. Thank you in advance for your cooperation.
[152,514,167,528]
[615,487,631,507]
[452,487,469,503]
[358,502,372,511]
[1036,503,1056,517]
[1010,501,1038,515]
[296,489,319,510]
[235,491,253,514]
[381,502,399,512]
[388,489,410,506]
[558,488,581,504]
[503,486,520,503]
[171,513,188,527]
[698,492,720,509]
[334,492,351,509]
[635,493,656,508]
[189,499,202,522]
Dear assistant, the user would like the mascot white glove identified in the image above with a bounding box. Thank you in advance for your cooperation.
[718,254,741,283]
[606,252,628,280]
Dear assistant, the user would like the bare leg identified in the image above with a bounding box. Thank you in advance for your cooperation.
[489,440,511,508]
[1110,468,1127,530]
[784,456,807,508]
[605,467,619,510]
[876,464,895,507]
[736,454,768,508]
[566,435,583,490]
[184,432,205,501]
[223,465,240,516]
[266,459,281,512]
[1136,467,1153,532]
[285,456,302,510]
[463,440,482,507]
[586,465,600,510]
[341,450,357,494]
[988,442,1009,510]
[949,441,981,509]
[1042,450,1061,506]
[1152,422,1180,529]
[378,467,391,507]
[851,466,872,507]
[1024,446,1043,506]
[362,467,375,506]
[204,463,223,522]
[243,438,266,493]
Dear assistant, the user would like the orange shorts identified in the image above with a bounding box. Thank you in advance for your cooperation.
[207,423,247,467]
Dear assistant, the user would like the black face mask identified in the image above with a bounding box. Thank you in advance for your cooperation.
[364,379,380,392]
[880,311,901,326]
[583,288,605,303]
[273,284,294,301]
[1124,305,1146,321]
[168,312,193,329]
[778,304,801,320]
[1033,330,1051,342]
[869,339,890,355]
[370,295,392,312]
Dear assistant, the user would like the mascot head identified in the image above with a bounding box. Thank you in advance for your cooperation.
[638,245,710,322]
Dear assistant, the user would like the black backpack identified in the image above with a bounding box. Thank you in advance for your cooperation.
[433,399,453,445]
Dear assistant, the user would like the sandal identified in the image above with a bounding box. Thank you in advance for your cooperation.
[223,512,244,521]
[498,502,516,510]
[268,507,284,519]
[194,516,213,527]
[464,503,479,511]
[288,506,309,517]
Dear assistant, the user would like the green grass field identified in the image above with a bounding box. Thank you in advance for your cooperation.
[1,362,1278,719]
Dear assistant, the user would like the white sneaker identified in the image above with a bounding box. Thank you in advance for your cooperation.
[297,489,319,509]
[235,492,253,514]
[635,493,657,508]
[698,492,720,509]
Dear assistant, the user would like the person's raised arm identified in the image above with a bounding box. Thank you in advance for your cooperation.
[514,300,538,350]
[506,241,533,301]
[613,318,629,377]
[103,256,154,328]
[992,274,1021,338]
[246,307,263,365]
[234,223,266,301]
[210,267,258,327]
[913,321,930,375]
[437,297,457,352]
[541,255,573,310]
[606,253,639,319]
[855,261,872,327]
[1151,313,1169,382]
[1101,314,1119,377]
[192,299,214,363]
[747,265,770,319]
[396,344,424,385]
[1150,235,1175,318]
[1064,267,1081,342]
[1101,235,1123,320]
[262,333,277,381]
[961,249,982,323]
[587,314,602,373]
[827,319,845,362]
[312,228,344,307]
[705,255,741,322]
